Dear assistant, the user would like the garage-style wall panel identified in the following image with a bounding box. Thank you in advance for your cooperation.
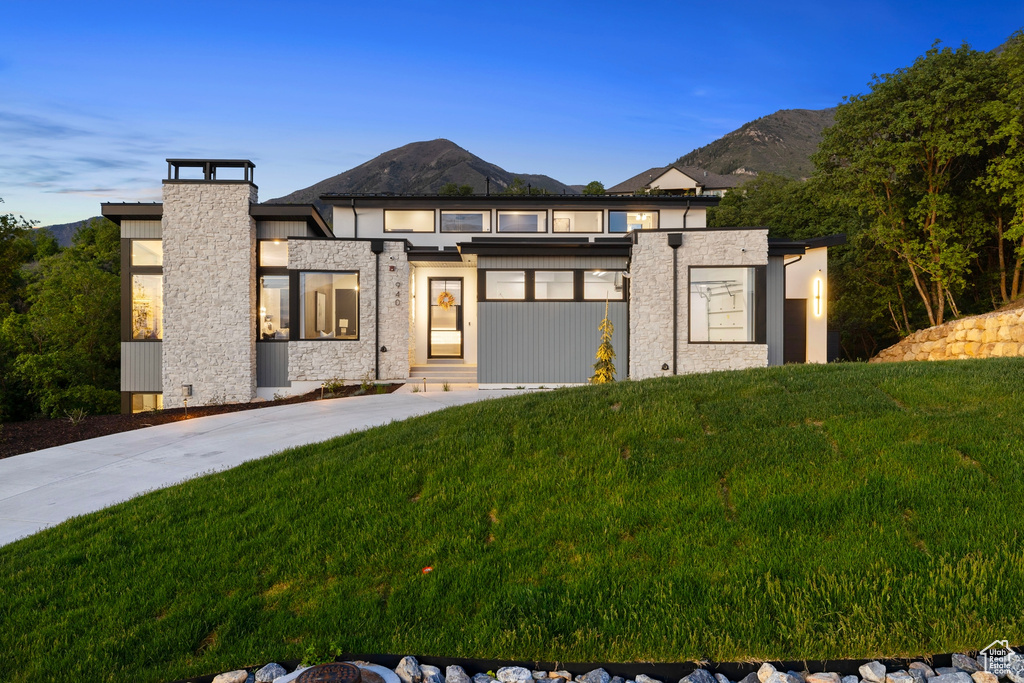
[121,342,162,392]
[479,301,628,384]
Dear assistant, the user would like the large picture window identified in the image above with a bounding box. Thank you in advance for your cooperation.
[131,274,163,340]
[497,210,546,233]
[384,210,434,232]
[552,210,602,233]
[609,211,658,233]
[301,272,359,339]
[690,267,756,342]
[441,211,490,233]
[534,271,574,300]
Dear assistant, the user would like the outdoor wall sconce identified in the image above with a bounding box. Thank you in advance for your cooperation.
[813,273,823,317]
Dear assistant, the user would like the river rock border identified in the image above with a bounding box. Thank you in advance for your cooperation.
[182,651,1022,683]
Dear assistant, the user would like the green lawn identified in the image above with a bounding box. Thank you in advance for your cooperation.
[3,359,1024,682]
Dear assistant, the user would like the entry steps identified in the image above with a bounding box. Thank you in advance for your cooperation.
[408,364,478,384]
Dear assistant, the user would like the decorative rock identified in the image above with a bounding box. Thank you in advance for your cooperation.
[1006,667,1024,683]
[807,674,841,683]
[841,676,859,683]
[931,674,974,683]
[255,663,287,683]
[684,670,717,683]
[908,665,935,679]
[760,666,779,683]
[972,672,999,683]
[551,674,573,682]
[422,665,445,683]
[739,674,761,683]
[610,676,625,683]
[887,672,914,683]
[787,673,806,683]
[907,670,927,683]
[860,663,887,683]
[475,675,500,683]
[936,670,966,677]
[358,664,403,683]
[213,672,249,683]
[499,668,534,683]
[952,657,981,675]
[637,676,662,683]
[398,658,425,683]
[579,670,611,683]
[248,674,256,683]
[534,673,549,680]
[447,666,472,683]
[716,674,732,683]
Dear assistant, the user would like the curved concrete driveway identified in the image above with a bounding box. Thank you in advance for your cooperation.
[0,388,518,547]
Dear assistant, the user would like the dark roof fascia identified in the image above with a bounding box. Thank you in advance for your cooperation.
[251,204,333,238]
[458,240,631,258]
[768,233,846,256]
[162,180,258,189]
[100,203,163,225]
[166,159,255,168]
[320,194,720,209]
[408,246,465,263]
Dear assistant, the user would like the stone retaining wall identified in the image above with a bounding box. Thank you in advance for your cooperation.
[871,308,1024,363]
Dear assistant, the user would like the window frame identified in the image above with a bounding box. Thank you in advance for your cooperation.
[298,270,362,341]
[257,240,292,343]
[383,209,436,233]
[479,269,628,302]
[121,238,163,342]
[608,210,660,234]
[582,270,626,301]
[440,210,492,234]
[552,210,604,234]
[687,265,767,345]
[496,210,549,234]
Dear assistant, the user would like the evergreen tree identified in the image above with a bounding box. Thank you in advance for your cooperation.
[590,300,616,384]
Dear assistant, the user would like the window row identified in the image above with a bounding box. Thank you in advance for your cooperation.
[384,210,659,234]
[481,270,625,302]
[259,272,360,341]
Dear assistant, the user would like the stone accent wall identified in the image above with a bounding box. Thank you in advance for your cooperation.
[871,307,1024,362]
[630,229,768,380]
[161,182,257,409]
[288,240,410,382]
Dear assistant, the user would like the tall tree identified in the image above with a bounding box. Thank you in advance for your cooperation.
[814,42,1000,326]
[582,181,605,195]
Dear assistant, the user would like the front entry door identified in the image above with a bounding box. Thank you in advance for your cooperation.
[428,277,464,359]
[783,298,807,364]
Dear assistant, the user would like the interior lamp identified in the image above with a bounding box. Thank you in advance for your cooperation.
[813,273,823,317]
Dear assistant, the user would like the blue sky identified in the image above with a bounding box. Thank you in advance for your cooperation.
[2,1,1023,225]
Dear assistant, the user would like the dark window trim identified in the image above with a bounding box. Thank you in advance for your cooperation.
[480,268,628,303]
[495,209,549,234]
[257,269,291,342]
[439,209,492,234]
[297,269,362,341]
[257,239,290,268]
[122,238,164,342]
[608,209,660,234]
[129,239,164,267]
[551,209,604,235]
[383,209,436,234]
[686,264,766,345]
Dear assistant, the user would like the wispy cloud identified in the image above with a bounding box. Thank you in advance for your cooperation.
[0,110,94,139]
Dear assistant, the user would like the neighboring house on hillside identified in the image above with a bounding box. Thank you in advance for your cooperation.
[607,164,747,197]
[103,159,840,413]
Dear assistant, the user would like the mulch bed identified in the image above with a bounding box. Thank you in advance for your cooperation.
[0,384,402,460]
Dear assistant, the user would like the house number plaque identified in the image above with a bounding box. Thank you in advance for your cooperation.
[297,663,364,683]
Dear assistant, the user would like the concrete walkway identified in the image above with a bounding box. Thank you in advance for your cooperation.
[0,388,520,547]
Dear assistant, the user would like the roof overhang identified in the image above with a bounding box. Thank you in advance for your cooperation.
[100,203,162,225]
[250,204,332,238]
[319,194,720,209]
[458,237,632,258]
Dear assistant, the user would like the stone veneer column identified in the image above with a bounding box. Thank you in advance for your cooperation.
[629,229,769,380]
[161,181,257,408]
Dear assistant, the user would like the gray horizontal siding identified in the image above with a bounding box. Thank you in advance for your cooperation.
[121,342,162,391]
[121,220,161,239]
[477,256,628,270]
[257,220,313,239]
[767,256,785,366]
[257,342,291,387]
[479,301,628,384]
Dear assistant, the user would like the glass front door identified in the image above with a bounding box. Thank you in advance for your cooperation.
[428,277,463,358]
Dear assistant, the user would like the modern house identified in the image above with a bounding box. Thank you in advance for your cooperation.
[606,164,747,197]
[102,159,840,413]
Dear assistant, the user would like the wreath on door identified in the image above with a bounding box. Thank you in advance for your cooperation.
[437,291,456,310]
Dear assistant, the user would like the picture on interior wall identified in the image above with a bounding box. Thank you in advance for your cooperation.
[553,217,570,231]
[316,291,326,333]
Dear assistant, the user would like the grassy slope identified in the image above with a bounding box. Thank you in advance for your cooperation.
[2,360,1024,682]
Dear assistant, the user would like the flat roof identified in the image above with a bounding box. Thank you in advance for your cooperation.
[100,202,332,237]
[320,194,720,209]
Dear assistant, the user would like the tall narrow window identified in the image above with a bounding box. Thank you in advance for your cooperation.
[131,274,163,340]
[259,275,290,340]
[300,272,359,339]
